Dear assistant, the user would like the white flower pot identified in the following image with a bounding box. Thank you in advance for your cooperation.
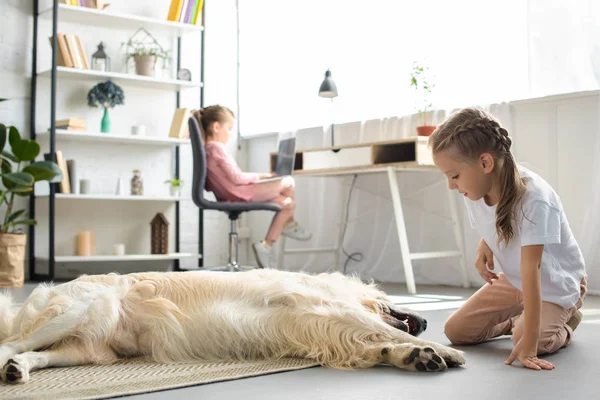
[170,186,181,197]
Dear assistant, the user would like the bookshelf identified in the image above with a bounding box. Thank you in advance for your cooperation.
[30,0,205,281]
[38,253,202,263]
[37,67,202,91]
[39,4,203,37]
[37,194,187,202]
[36,129,191,146]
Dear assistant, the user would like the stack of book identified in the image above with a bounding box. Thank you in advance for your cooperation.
[48,33,90,69]
[55,118,86,131]
[59,0,110,9]
[167,0,204,25]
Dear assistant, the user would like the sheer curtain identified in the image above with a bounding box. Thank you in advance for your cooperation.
[527,0,600,293]
[238,0,528,136]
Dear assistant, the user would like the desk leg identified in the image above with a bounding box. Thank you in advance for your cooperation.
[334,176,350,273]
[277,235,287,270]
[447,190,471,288]
[386,167,417,294]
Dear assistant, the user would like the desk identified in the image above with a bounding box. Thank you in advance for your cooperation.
[274,138,471,294]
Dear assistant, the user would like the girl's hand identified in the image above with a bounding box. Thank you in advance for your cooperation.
[259,173,276,179]
[506,337,555,371]
[475,238,498,284]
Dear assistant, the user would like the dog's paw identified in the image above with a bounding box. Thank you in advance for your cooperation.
[401,346,447,372]
[429,345,465,368]
[3,358,29,384]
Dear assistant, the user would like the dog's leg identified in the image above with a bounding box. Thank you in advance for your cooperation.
[0,293,119,370]
[1,341,118,384]
[282,309,465,372]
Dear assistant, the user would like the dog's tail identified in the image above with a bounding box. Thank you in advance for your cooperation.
[0,291,15,342]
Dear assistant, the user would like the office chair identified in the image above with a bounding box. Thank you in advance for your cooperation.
[189,117,281,271]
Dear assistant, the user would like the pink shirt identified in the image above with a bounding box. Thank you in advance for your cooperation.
[205,141,260,201]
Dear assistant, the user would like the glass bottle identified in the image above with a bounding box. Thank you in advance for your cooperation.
[131,169,143,195]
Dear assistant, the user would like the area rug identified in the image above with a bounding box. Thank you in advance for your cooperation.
[0,357,320,400]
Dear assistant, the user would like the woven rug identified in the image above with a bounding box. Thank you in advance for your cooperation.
[0,358,319,400]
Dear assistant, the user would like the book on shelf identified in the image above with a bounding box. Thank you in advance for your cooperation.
[48,33,89,69]
[67,159,78,195]
[167,0,203,25]
[63,0,110,8]
[54,118,85,131]
[43,152,71,194]
[168,108,190,139]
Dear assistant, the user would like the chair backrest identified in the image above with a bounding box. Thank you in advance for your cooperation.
[189,116,209,209]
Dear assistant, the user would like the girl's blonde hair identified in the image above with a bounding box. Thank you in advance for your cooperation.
[428,108,526,246]
[191,105,235,144]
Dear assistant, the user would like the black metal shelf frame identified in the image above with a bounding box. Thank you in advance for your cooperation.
[29,0,205,280]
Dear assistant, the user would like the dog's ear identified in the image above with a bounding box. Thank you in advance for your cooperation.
[360,298,379,314]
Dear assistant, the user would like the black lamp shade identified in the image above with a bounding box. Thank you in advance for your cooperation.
[318,70,338,98]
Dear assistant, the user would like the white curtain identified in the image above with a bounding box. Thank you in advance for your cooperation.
[526,0,600,293]
[579,110,600,294]
[527,0,600,97]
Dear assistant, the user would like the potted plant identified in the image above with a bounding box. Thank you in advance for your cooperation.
[165,178,184,197]
[123,28,170,77]
[87,80,125,134]
[0,123,62,287]
[410,62,436,136]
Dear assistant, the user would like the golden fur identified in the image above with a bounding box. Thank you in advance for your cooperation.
[0,269,464,383]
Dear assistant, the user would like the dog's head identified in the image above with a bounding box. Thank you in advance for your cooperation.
[382,305,427,336]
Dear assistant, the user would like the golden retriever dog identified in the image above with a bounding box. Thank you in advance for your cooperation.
[0,269,465,384]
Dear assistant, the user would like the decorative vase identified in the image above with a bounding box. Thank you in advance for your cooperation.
[134,55,157,77]
[101,107,111,133]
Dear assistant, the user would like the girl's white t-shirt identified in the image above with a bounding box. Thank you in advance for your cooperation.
[464,165,585,309]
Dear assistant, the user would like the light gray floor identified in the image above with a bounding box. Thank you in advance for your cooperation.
[4,282,597,399]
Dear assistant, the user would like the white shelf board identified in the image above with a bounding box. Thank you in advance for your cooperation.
[39,4,202,37]
[36,129,190,146]
[37,194,185,202]
[38,67,202,91]
[38,253,202,262]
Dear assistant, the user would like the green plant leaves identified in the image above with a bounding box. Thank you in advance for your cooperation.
[6,210,25,224]
[11,140,40,162]
[2,172,34,192]
[23,161,62,182]
[8,126,20,148]
[0,124,6,153]
[0,158,11,174]
[13,218,36,226]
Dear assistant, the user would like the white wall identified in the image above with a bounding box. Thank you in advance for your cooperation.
[1,0,240,277]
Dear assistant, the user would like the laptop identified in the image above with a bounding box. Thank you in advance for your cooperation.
[252,137,296,184]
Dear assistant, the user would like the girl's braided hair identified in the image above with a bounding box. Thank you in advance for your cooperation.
[429,108,526,246]
[191,105,235,144]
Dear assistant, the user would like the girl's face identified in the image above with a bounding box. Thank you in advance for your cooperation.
[433,149,498,205]
[211,115,234,144]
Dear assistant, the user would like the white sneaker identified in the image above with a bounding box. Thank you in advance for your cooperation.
[252,241,272,269]
[282,221,312,241]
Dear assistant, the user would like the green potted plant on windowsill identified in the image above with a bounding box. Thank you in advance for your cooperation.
[0,123,62,287]
[410,62,436,136]
[165,178,184,197]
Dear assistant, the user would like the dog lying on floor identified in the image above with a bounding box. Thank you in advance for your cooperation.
[0,269,465,384]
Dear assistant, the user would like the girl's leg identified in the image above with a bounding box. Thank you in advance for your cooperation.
[511,275,587,355]
[248,177,298,244]
[264,195,295,245]
[444,273,523,345]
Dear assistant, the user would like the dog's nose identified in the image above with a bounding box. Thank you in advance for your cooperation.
[422,319,427,331]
